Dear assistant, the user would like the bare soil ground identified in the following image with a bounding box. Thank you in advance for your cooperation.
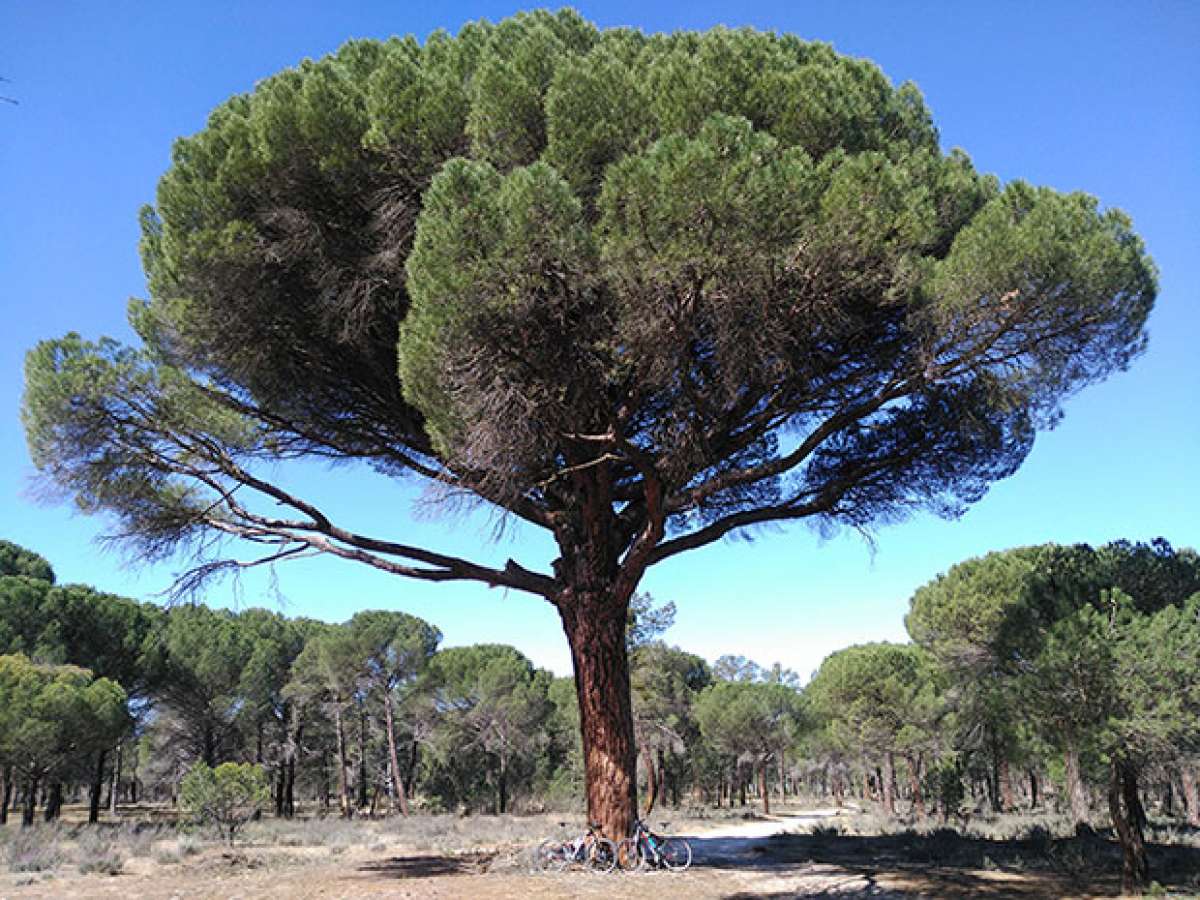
[3,807,1198,898]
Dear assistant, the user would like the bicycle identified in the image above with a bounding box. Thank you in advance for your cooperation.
[616,818,692,871]
[534,821,618,874]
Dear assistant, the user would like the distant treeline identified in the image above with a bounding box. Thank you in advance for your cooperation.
[1,538,1198,874]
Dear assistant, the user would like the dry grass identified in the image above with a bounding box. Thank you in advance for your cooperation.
[5,824,69,873]
[4,801,1199,898]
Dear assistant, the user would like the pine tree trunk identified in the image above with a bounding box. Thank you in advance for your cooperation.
[1181,766,1200,827]
[1064,747,1090,826]
[109,739,121,815]
[999,755,1014,812]
[202,725,216,767]
[1108,760,1149,893]
[275,762,286,817]
[882,754,896,817]
[0,765,9,825]
[558,588,637,840]
[1029,768,1039,810]
[382,692,410,816]
[759,761,770,815]
[357,708,368,810]
[641,742,658,817]
[22,775,39,827]
[334,705,351,818]
[284,745,296,818]
[988,752,1001,813]
[88,749,108,824]
[908,753,925,819]
[320,749,331,812]
[129,747,139,804]
[498,754,508,815]
[657,747,673,808]
[43,782,63,821]
[408,741,419,798]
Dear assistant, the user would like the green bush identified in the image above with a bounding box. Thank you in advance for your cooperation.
[180,761,270,845]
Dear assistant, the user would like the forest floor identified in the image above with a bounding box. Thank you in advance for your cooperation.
[2,804,1199,899]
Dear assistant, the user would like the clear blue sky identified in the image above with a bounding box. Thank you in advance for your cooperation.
[1,2,1197,679]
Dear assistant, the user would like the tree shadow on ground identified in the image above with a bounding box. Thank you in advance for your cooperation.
[358,850,496,878]
[685,825,1200,899]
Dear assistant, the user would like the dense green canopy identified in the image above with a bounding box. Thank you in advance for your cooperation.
[23,11,1154,591]
[0,541,54,583]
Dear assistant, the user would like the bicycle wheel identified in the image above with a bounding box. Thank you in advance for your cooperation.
[660,837,692,871]
[588,837,617,873]
[535,839,569,872]
[616,837,644,871]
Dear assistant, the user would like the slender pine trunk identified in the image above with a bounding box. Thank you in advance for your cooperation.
[284,745,296,818]
[759,761,770,815]
[641,741,658,817]
[202,725,216,768]
[1064,747,1090,827]
[998,755,1014,812]
[1181,766,1200,827]
[320,749,331,813]
[357,708,368,810]
[22,775,38,827]
[407,741,419,798]
[382,693,410,816]
[43,782,62,821]
[0,765,11,824]
[108,739,121,815]
[498,754,508,815]
[1109,760,1149,893]
[882,754,897,817]
[908,753,925,819]
[334,705,351,818]
[88,749,108,824]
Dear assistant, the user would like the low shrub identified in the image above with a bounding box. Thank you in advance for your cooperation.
[180,762,270,845]
[6,825,67,873]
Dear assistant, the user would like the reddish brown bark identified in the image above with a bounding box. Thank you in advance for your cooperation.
[1181,766,1200,827]
[552,458,654,841]
[998,756,1014,813]
[759,763,770,815]
[882,754,897,817]
[641,742,658,817]
[559,591,637,841]
[1108,761,1149,893]
[1064,748,1091,826]
[907,753,925,819]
